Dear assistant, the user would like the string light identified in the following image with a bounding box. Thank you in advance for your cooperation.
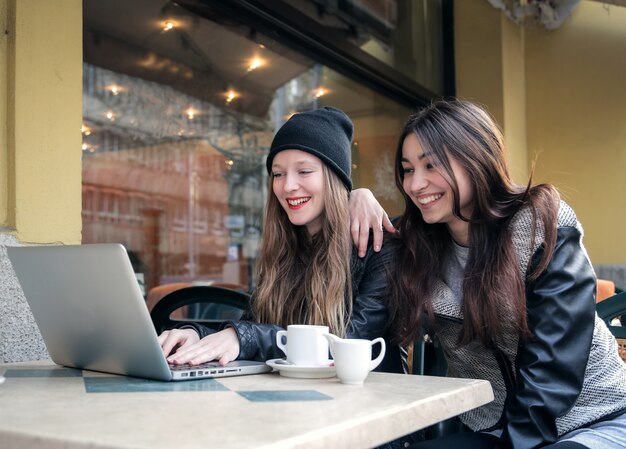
[163,20,175,31]
[314,87,326,98]
[185,108,196,120]
[105,84,125,95]
[247,57,264,72]
[81,125,91,136]
[225,90,238,104]
[106,111,116,121]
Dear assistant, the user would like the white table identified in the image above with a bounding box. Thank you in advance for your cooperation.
[0,361,493,449]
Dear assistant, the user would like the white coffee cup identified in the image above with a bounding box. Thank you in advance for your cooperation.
[276,325,330,366]
[325,335,386,385]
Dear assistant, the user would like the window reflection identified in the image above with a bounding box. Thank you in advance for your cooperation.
[82,0,410,296]
[263,0,446,95]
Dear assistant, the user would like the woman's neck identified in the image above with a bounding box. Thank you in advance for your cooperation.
[447,221,470,247]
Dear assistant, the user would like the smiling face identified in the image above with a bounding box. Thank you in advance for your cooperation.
[401,133,474,245]
[271,150,326,235]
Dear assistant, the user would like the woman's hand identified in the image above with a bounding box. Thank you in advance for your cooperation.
[160,327,240,366]
[349,188,395,257]
[158,328,200,358]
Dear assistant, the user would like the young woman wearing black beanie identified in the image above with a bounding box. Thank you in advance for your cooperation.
[158,107,400,373]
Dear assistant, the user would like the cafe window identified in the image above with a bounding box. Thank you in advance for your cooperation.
[82,0,451,295]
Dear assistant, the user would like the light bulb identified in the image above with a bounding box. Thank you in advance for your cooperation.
[247,57,263,72]
[314,87,326,98]
[225,90,238,104]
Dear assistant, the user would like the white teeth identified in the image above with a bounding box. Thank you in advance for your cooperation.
[418,194,442,205]
[288,198,310,206]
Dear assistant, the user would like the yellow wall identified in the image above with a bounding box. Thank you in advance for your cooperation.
[455,0,626,264]
[0,0,8,226]
[1,0,82,243]
[455,0,506,125]
[525,2,626,264]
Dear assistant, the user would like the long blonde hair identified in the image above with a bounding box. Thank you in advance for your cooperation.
[252,165,353,337]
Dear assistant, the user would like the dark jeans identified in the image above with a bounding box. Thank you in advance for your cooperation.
[407,432,589,449]
[407,432,499,449]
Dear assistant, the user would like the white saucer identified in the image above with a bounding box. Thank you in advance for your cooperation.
[266,359,336,379]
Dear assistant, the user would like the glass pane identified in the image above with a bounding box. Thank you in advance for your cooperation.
[82,0,410,298]
[285,0,445,95]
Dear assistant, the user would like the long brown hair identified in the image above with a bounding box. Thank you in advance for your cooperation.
[252,165,353,337]
[389,99,559,347]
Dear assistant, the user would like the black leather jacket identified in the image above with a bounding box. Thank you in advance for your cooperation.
[429,202,626,449]
[185,240,402,373]
[497,224,626,448]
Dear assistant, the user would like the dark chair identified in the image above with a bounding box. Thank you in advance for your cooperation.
[596,290,626,362]
[150,285,251,334]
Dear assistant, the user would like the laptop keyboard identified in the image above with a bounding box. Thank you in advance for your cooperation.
[169,362,221,371]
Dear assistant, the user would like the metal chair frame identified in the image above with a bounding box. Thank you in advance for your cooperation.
[596,291,626,338]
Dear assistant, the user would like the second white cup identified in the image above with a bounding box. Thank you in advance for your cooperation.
[276,324,330,366]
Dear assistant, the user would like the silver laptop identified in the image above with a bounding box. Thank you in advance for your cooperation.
[7,243,271,381]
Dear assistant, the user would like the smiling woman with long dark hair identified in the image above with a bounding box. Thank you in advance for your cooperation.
[386,99,626,449]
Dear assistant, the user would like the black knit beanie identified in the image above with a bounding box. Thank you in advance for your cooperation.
[266,106,353,190]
